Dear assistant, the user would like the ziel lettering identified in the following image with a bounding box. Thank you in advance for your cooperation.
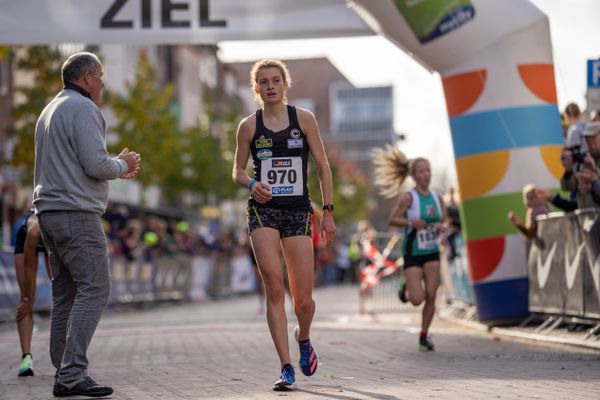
[101,0,227,29]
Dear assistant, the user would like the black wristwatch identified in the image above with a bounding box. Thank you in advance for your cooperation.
[22,296,32,302]
[322,203,334,212]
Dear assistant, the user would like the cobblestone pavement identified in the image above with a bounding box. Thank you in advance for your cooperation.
[1,285,599,399]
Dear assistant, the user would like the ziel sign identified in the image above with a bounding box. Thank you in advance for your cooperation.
[0,0,371,44]
[101,0,226,29]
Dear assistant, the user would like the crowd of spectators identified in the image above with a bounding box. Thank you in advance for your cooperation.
[508,103,600,241]
[99,203,361,303]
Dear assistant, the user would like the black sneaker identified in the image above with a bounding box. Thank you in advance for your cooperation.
[419,335,435,351]
[398,277,408,303]
[53,376,113,397]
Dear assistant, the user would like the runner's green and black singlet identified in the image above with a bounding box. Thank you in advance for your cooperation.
[402,189,442,256]
[249,105,311,211]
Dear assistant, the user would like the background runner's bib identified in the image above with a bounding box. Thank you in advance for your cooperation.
[402,189,442,256]
[416,224,439,251]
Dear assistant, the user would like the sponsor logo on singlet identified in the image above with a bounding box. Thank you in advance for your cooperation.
[257,149,272,160]
[272,186,294,195]
[426,205,436,217]
[287,139,303,149]
[255,138,273,148]
[272,159,292,168]
[290,128,301,139]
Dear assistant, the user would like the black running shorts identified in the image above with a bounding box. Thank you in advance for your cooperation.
[403,252,440,269]
[246,205,312,238]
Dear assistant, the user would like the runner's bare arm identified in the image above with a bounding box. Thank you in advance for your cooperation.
[233,115,254,187]
[233,115,272,203]
[388,192,413,228]
[299,108,336,244]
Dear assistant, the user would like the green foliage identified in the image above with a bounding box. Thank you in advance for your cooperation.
[106,57,178,190]
[106,57,242,205]
[308,154,369,224]
[8,46,63,184]
[0,46,12,60]
[216,107,245,200]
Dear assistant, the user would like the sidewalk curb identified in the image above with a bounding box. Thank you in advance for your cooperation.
[439,312,600,351]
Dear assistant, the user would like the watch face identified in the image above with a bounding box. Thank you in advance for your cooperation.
[323,204,334,212]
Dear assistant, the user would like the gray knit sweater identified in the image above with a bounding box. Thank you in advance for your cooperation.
[33,89,128,215]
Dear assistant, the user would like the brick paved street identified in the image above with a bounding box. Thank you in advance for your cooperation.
[1,285,599,399]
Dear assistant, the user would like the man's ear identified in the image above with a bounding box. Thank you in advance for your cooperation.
[82,71,92,86]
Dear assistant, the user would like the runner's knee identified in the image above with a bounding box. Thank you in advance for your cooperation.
[293,297,314,315]
[265,285,286,305]
[410,295,424,306]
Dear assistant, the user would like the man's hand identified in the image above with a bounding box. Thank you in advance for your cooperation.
[583,153,596,171]
[120,167,140,180]
[576,169,598,190]
[319,212,336,246]
[16,299,33,322]
[118,148,141,179]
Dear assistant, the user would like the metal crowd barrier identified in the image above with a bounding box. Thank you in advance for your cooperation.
[357,229,473,314]
[0,249,258,320]
[528,208,600,320]
[110,255,192,304]
[0,252,194,319]
[358,232,406,314]
[0,251,52,318]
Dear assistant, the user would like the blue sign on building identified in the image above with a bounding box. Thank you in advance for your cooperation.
[588,59,600,88]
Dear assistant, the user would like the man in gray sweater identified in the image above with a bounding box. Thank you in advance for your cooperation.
[33,52,140,398]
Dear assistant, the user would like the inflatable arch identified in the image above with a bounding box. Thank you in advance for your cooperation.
[351,0,563,323]
[0,0,563,323]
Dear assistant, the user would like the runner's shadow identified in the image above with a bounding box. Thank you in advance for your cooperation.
[299,387,400,400]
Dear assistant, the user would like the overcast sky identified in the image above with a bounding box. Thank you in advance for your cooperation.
[218,0,600,187]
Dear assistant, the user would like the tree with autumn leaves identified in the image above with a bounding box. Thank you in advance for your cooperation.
[6,46,63,184]
[105,54,241,205]
[5,46,368,223]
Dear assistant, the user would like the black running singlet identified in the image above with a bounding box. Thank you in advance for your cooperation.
[249,105,311,211]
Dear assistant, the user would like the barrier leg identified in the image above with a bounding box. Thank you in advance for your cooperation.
[534,316,557,333]
[584,322,600,340]
[541,316,564,334]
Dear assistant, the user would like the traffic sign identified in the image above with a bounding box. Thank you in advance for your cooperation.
[587,59,600,88]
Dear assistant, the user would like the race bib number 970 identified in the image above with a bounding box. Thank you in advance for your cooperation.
[261,157,303,196]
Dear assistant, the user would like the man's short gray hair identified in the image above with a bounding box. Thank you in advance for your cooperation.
[61,52,101,84]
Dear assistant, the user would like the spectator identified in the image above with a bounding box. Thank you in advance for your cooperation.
[444,187,462,260]
[574,122,600,207]
[538,148,578,212]
[33,52,140,398]
[508,184,549,239]
[563,102,587,160]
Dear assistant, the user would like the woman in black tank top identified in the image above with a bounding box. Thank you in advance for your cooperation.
[232,59,336,391]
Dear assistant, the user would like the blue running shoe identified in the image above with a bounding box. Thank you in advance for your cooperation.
[294,325,318,376]
[273,364,296,391]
